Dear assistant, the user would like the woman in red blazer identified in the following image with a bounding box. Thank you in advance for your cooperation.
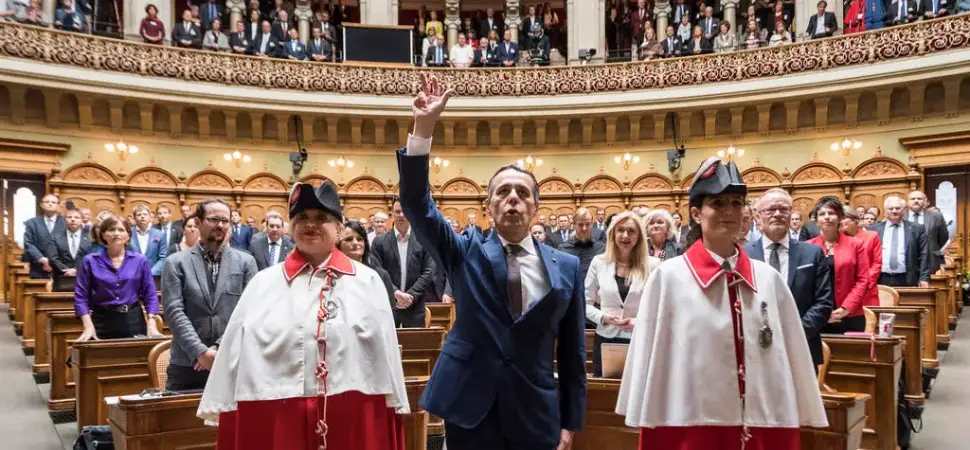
[807,197,871,333]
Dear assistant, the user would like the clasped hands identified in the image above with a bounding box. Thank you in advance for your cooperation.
[394,290,414,309]
[603,314,634,332]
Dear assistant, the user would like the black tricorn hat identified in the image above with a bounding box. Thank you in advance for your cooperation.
[688,157,747,208]
[288,181,342,220]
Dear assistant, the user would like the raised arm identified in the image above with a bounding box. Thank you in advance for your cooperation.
[396,74,467,272]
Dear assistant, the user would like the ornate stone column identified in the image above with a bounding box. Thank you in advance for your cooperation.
[721,0,738,35]
[445,0,461,48]
[505,0,521,43]
[227,0,246,30]
[42,0,55,24]
[295,0,312,44]
[654,1,671,39]
[566,0,606,63]
[361,0,399,25]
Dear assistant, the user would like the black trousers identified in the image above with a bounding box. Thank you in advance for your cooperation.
[591,333,631,378]
[878,272,911,287]
[91,304,146,340]
[165,363,210,392]
[821,314,867,334]
[394,303,426,328]
[445,402,558,450]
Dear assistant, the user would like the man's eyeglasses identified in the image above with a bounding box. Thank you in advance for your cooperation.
[204,217,231,226]
[760,206,792,216]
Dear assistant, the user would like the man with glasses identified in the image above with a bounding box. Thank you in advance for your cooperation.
[162,198,258,391]
[745,188,833,369]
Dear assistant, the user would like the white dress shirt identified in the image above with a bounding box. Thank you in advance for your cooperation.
[45,215,56,233]
[762,237,790,276]
[907,210,924,225]
[881,221,908,274]
[815,13,827,35]
[268,237,284,265]
[450,43,475,67]
[135,227,151,254]
[497,233,551,313]
[259,34,270,53]
[68,229,81,258]
[394,227,410,288]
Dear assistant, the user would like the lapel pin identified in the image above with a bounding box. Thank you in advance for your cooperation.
[552,257,557,263]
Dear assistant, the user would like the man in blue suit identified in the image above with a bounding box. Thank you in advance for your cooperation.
[128,205,168,276]
[397,74,586,450]
[228,210,253,253]
[22,194,66,279]
[744,188,833,369]
[497,29,520,67]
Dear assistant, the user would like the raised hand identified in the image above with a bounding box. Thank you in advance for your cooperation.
[412,73,454,139]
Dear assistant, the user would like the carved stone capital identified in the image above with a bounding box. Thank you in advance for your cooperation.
[654,2,672,17]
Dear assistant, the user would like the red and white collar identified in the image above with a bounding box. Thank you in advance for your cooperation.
[283,248,356,283]
[683,240,757,292]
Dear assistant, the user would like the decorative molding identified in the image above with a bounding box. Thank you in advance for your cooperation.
[2,16,969,97]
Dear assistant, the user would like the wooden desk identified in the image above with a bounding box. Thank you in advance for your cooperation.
[4,259,26,305]
[20,281,53,354]
[866,306,927,409]
[109,393,217,450]
[426,303,455,332]
[72,337,168,431]
[402,358,431,378]
[930,275,956,332]
[397,327,446,370]
[800,392,871,450]
[48,311,82,421]
[404,377,430,450]
[942,264,962,317]
[13,275,46,332]
[6,266,27,313]
[896,287,941,368]
[31,292,74,378]
[822,335,903,450]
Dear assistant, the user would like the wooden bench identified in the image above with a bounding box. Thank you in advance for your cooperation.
[13,275,47,334]
[72,337,169,431]
[426,303,455,332]
[397,327,446,370]
[48,311,82,422]
[7,268,28,321]
[866,306,927,409]
[930,274,957,331]
[821,335,903,450]
[896,287,942,370]
[800,392,871,450]
[19,281,53,355]
[31,292,74,380]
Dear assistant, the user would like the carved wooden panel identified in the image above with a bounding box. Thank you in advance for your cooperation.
[631,175,672,191]
[441,178,481,195]
[64,165,116,183]
[793,197,816,216]
[583,176,622,193]
[243,204,265,222]
[188,171,233,189]
[243,174,287,191]
[852,193,878,208]
[343,207,367,222]
[441,208,462,222]
[127,168,177,187]
[345,177,387,194]
[299,174,334,187]
[852,158,908,179]
[93,198,119,214]
[741,168,783,186]
[792,163,843,183]
[539,177,575,194]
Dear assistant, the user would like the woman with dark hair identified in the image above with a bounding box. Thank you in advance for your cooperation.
[617,157,826,449]
[806,197,871,333]
[75,216,161,341]
[337,220,396,307]
[166,215,201,256]
[140,4,165,44]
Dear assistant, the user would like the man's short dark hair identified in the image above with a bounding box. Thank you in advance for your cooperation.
[156,205,171,214]
[486,164,540,203]
[817,0,827,7]
[195,198,232,220]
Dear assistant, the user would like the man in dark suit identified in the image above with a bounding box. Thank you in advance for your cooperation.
[230,19,251,54]
[308,26,333,62]
[745,189,833,369]
[283,28,307,60]
[272,10,293,42]
[889,0,920,25]
[631,0,651,46]
[497,30,519,67]
[49,209,92,292]
[199,0,223,32]
[172,9,203,49]
[425,36,450,67]
[478,7,503,41]
[371,200,436,328]
[250,20,280,57]
[699,6,720,41]
[398,75,585,449]
[228,210,253,253]
[921,0,951,19]
[249,215,294,271]
[560,208,606,280]
[547,214,572,248]
[672,0,692,25]
[464,213,484,236]
[153,205,182,249]
[869,196,930,287]
[798,212,821,241]
[22,194,65,279]
[907,190,949,274]
[806,1,838,39]
[661,26,682,57]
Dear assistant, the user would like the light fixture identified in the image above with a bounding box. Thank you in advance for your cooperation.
[716,145,745,162]
[328,156,354,172]
[613,153,640,170]
[429,155,450,173]
[104,140,138,161]
[516,155,543,171]
[830,137,862,156]
[223,150,252,168]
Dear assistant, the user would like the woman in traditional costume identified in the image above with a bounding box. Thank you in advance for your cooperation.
[844,0,868,34]
[616,157,827,449]
[198,181,409,450]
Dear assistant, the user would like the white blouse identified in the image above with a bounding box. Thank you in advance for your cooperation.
[584,255,660,339]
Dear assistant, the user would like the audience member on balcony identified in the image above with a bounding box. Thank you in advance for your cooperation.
[466,28,480,50]
[425,34,449,67]
[498,29,520,66]
[173,9,202,49]
[606,6,620,56]
[328,0,346,27]
[865,0,889,29]
[686,25,712,54]
[269,0,290,24]
[922,0,951,18]
[316,9,335,44]
[661,25,680,57]
[631,0,650,47]
[14,0,48,26]
[139,4,165,45]
[244,8,260,42]
[167,214,200,256]
[273,9,292,41]
[230,20,250,54]
[420,30,435,66]
[542,2,562,53]
[425,10,442,40]
[772,1,793,37]
[639,27,662,60]
[521,4,544,50]
[251,20,280,57]
[203,18,230,52]
[461,15,473,37]
[0,0,15,21]
[768,20,792,46]
[75,216,161,341]
[958,0,970,13]
[741,5,761,35]
[448,33,475,68]
[284,28,307,60]
[714,20,737,52]
[672,0,691,26]
[676,14,691,42]
[479,7,503,41]
[309,26,333,61]
[700,6,719,41]
[54,0,85,32]
[473,36,496,66]
[807,1,838,39]
[844,0,867,34]
[199,0,222,32]
[743,18,766,48]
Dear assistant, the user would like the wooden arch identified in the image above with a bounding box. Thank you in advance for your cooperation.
[790,161,844,184]
[126,166,179,188]
[538,176,575,195]
[61,161,119,184]
[242,172,289,192]
[440,177,483,195]
[343,175,390,194]
[186,169,235,190]
[298,173,334,187]
[630,172,674,191]
[581,174,624,193]
[740,166,784,187]
[850,156,910,179]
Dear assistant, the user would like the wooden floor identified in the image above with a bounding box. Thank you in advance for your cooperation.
[0,302,966,449]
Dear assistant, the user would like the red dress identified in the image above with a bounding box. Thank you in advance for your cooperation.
[845,0,868,34]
